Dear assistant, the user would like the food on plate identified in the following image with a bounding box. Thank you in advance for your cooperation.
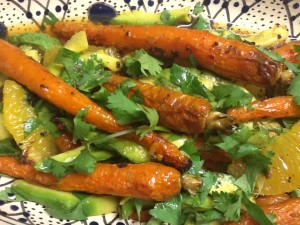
[0,3,299,225]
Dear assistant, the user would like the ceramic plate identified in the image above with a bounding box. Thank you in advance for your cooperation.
[0,0,299,225]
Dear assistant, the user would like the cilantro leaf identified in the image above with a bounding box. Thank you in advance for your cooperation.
[180,140,199,156]
[36,148,97,179]
[135,106,159,138]
[241,193,274,225]
[73,108,96,143]
[149,195,185,225]
[23,117,39,137]
[107,89,159,137]
[193,2,204,15]
[170,64,212,100]
[257,46,285,62]
[212,84,253,110]
[212,191,242,221]
[125,49,163,77]
[288,73,300,104]
[0,138,22,158]
[199,171,217,203]
[107,89,147,124]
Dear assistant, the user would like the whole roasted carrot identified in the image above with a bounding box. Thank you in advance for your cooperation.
[274,40,300,64]
[0,156,181,201]
[0,39,191,172]
[52,22,281,87]
[105,75,213,134]
[224,197,300,225]
[227,96,300,123]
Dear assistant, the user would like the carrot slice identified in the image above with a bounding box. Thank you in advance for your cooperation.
[0,39,191,171]
[52,22,281,87]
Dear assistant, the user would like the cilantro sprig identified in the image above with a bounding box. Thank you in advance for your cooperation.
[124,49,163,77]
[36,147,97,179]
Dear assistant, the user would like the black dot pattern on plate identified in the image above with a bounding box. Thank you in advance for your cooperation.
[0,1,299,225]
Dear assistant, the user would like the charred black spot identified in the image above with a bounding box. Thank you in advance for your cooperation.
[40,84,48,90]
[277,34,282,39]
[288,176,292,182]
[171,50,178,58]
[185,46,191,51]
[40,131,47,137]
[212,42,220,47]
[257,58,279,86]
[70,92,75,95]
[125,31,131,37]
[18,142,23,146]
[116,61,121,68]
[117,162,128,168]
[225,45,233,53]
[149,47,165,57]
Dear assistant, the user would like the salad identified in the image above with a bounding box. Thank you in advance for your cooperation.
[0,3,300,225]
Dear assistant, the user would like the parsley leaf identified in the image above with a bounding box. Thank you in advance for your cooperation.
[125,49,163,77]
[180,140,199,156]
[212,84,253,110]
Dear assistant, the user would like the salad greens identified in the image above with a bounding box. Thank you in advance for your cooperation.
[0,2,299,225]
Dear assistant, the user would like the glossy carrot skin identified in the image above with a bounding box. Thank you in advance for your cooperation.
[274,40,300,64]
[0,39,191,172]
[0,156,181,201]
[104,75,212,134]
[224,197,300,225]
[227,96,300,123]
[52,22,281,87]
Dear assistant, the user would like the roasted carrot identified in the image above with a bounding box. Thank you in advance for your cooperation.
[0,156,181,201]
[0,39,191,171]
[274,40,300,64]
[227,96,300,123]
[51,22,281,87]
[224,197,300,225]
[104,75,212,134]
[55,132,80,153]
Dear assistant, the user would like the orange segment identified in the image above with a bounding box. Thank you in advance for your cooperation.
[3,80,58,163]
[256,120,300,195]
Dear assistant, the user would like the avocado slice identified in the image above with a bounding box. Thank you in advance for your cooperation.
[111,7,191,26]
[12,180,80,213]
